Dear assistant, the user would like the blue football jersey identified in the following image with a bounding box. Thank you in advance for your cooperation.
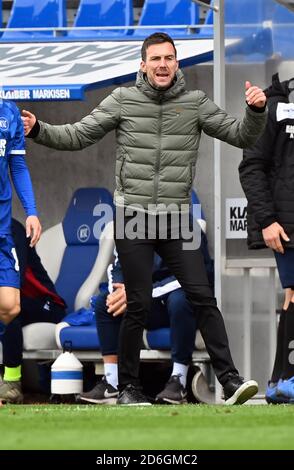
[0,99,37,236]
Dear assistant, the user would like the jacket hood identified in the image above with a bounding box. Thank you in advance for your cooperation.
[135,69,186,101]
[265,72,294,101]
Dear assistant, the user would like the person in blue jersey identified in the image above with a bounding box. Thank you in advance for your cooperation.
[0,100,41,337]
[0,219,65,404]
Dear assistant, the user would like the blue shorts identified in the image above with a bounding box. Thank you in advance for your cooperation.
[0,235,20,289]
[274,248,294,289]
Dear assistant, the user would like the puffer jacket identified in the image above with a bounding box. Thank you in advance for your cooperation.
[34,69,267,214]
[239,73,294,249]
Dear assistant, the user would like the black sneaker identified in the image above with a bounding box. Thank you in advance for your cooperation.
[223,373,258,405]
[156,375,187,404]
[117,384,152,406]
[79,376,119,404]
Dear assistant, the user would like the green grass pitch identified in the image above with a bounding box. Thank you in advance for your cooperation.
[1,404,294,450]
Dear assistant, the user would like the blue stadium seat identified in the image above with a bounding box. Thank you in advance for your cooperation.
[1,0,66,40]
[36,187,115,313]
[199,0,269,40]
[225,0,269,37]
[145,328,171,350]
[200,0,271,39]
[272,2,294,59]
[68,0,133,39]
[201,0,274,62]
[132,0,199,39]
[58,324,101,350]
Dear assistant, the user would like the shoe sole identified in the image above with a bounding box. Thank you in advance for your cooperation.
[276,389,294,400]
[225,380,258,405]
[156,397,187,405]
[266,396,291,404]
[117,402,152,406]
[79,396,118,405]
[0,396,23,404]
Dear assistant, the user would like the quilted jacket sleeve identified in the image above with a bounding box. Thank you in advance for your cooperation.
[34,88,122,150]
[197,90,267,149]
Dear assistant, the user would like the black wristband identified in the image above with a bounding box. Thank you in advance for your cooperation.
[27,120,40,138]
[247,103,267,113]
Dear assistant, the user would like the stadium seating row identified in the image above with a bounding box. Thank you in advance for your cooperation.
[0,0,292,45]
[1,0,202,40]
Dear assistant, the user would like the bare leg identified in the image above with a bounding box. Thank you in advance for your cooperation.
[0,287,20,324]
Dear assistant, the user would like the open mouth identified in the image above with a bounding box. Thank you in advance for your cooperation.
[156,72,169,78]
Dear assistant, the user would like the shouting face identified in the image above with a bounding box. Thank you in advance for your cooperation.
[140,42,179,90]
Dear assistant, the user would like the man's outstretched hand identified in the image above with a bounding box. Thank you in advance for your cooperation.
[21,110,37,136]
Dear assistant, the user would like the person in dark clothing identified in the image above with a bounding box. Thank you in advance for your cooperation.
[0,219,66,404]
[80,194,214,405]
[80,254,199,405]
[239,73,294,404]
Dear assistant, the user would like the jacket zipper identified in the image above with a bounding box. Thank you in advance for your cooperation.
[153,98,163,204]
[120,153,126,191]
[188,162,193,195]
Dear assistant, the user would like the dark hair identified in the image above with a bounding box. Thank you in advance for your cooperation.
[141,32,177,61]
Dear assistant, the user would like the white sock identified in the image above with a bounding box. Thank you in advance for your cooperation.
[104,363,118,389]
[171,363,189,388]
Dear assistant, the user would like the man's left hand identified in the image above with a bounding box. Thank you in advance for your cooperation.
[26,215,42,247]
[106,283,127,317]
[245,81,267,108]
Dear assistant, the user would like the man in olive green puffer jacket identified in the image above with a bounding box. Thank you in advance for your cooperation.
[22,32,267,406]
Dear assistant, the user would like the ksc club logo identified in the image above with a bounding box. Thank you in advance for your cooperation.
[0,117,8,130]
[77,224,90,243]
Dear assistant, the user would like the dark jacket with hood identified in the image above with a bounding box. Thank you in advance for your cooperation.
[239,73,294,249]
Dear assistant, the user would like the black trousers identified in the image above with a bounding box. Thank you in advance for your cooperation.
[115,213,238,389]
[1,297,65,367]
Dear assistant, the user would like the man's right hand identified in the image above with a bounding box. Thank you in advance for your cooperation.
[26,215,42,247]
[106,283,127,317]
[21,110,36,136]
[262,222,290,253]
